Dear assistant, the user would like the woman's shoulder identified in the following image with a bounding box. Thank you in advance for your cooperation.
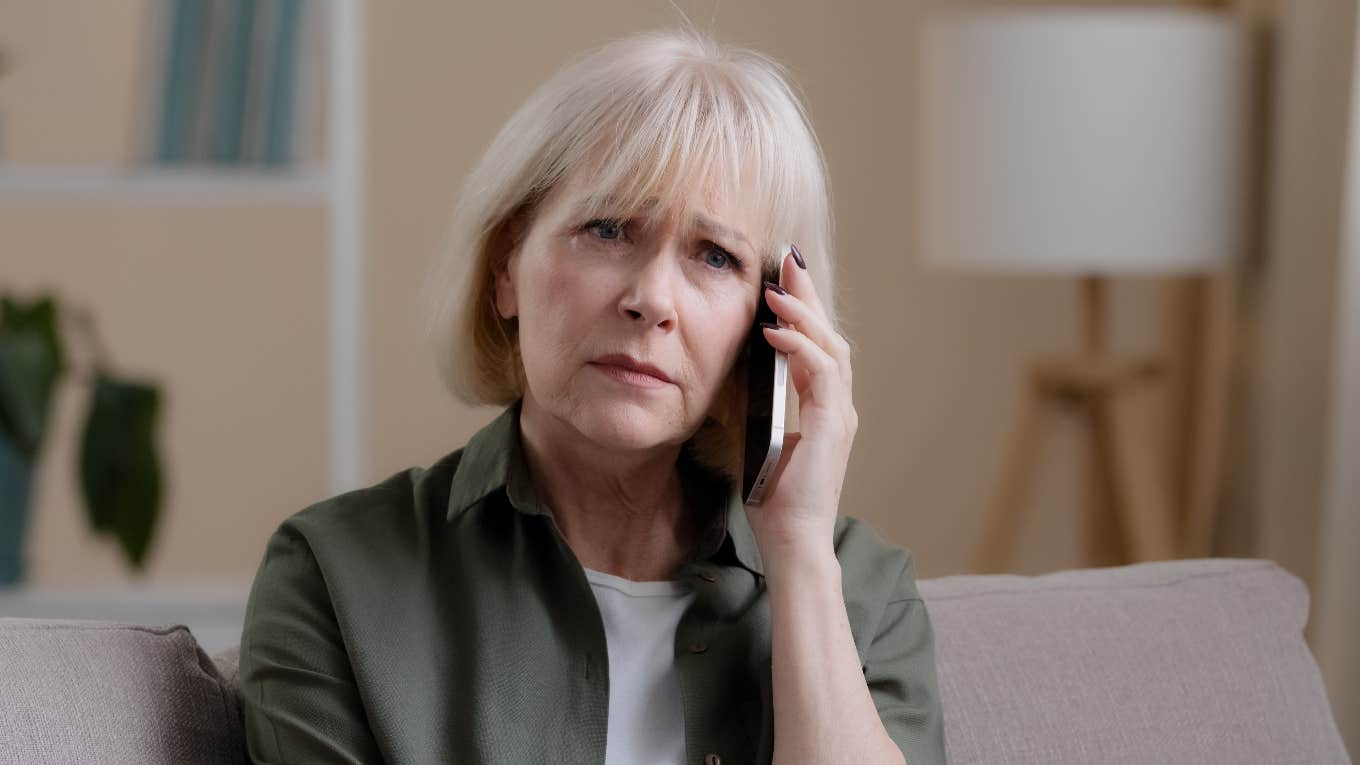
[267,447,467,561]
[242,449,470,662]
[831,514,922,604]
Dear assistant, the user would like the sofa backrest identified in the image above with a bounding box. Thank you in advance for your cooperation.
[1,558,1350,764]
[919,557,1351,764]
[0,618,244,765]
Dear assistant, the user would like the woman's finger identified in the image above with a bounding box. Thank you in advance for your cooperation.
[779,245,830,320]
[762,282,852,387]
[760,321,850,420]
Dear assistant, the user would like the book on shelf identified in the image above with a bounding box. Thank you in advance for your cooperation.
[146,0,325,170]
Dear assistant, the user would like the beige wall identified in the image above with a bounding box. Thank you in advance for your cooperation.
[0,0,1347,651]
[3,206,330,583]
[1257,0,1360,755]
[1248,0,1354,628]
[0,0,1309,577]
[8,0,1155,588]
[5,0,1355,748]
[366,0,1188,589]
[0,2,149,163]
[1,1,330,584]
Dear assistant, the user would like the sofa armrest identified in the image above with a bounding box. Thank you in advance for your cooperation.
[0,618,245,765]
[919,558,1351,764]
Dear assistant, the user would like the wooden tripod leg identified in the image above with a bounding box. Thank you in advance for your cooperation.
[1085,392,1125,568]
[973,380,1047,573]
[1097,386,1179,562]
[1184,270,1237,557]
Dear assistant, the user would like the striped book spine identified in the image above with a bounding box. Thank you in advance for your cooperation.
[263,0,303,166]
[155,0,209,162]
[211,0,257,163]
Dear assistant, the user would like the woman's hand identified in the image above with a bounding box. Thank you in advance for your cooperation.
[742,245,858,563]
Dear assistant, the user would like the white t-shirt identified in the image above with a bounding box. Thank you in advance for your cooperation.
[582,566,698,765]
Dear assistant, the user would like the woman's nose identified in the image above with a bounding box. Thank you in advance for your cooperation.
[619,247,680,329]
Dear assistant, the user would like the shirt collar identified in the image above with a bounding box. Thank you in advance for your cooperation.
[445,398,764,578]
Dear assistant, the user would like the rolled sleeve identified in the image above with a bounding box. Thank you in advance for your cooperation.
[863,588,947,763]
[239,527,385,764]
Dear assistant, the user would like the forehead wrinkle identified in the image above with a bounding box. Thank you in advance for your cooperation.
[688,213,752,249]
[574,194,755,250]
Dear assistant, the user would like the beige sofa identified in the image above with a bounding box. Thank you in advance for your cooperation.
[0,557,1350,764]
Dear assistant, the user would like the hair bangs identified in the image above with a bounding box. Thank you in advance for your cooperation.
[561,67,797,279]
[422,25,838,440]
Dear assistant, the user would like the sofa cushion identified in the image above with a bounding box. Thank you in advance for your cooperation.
[212,644,242,707]
[918,557,1351,764]
[0,618,244,765]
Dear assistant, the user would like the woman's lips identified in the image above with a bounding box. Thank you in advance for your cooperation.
[589,362,672,389]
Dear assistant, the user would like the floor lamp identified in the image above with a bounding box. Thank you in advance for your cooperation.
[915,8,1251,572]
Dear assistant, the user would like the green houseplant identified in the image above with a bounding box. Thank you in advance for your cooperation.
[0,293,164,586]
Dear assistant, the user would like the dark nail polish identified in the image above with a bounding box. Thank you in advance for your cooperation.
[763,280,787,296]
[790,243,807,270]
[760,321,780,331]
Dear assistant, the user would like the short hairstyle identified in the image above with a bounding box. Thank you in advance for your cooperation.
[421,26,839,479]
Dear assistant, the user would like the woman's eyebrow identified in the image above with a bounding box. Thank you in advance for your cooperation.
[576,196,752,248]
[690,214,752,250]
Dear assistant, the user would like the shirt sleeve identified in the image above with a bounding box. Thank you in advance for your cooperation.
[862,569,948,764]
[239,526,386,764]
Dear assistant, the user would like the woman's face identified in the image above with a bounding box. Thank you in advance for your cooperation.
[494,168,766,454]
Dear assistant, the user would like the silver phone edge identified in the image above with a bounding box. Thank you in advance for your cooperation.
[744,350,789,506]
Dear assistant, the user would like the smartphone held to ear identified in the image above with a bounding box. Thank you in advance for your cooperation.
[742,283,789,505]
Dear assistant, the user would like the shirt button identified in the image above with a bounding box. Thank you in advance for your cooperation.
[688,640,708,654]
[705,754,721,765]
[698,569,717,583]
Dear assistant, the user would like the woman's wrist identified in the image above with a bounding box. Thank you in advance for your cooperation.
[759,536,841,590]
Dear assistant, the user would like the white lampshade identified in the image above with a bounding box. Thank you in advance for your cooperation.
[915,8,1251,274]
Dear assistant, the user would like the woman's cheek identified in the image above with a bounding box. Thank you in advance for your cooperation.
[535,249,593,315]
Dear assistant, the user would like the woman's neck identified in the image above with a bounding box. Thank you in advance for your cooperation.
[517,395,698,582]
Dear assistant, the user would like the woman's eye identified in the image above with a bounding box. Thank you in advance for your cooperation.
[582,219,742,272]
[703,246,742,272]
[584,219,625,241]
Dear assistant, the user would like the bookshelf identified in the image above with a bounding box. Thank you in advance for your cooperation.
[0,165,329,204]
[0,0,367,496]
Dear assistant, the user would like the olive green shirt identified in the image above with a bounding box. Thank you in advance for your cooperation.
[239,399,946,764]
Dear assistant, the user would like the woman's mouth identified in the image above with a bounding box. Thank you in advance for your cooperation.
[588,362,673,389]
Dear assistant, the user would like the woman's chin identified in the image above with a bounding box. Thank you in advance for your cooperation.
[575,400,682,451]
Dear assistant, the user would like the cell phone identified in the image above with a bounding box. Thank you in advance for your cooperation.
[742,279,789,505]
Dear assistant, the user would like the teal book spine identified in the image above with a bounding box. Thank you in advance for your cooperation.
[211,0,257,163]
[155,0,209,162]
[239,0,276,165]
[263,0,303,166]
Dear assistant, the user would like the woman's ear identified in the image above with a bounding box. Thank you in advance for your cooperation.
[494,263,518,320]
[491,213,528,320]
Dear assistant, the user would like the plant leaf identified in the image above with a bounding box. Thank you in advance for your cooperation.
[0,295,66,377]
[78,373,162,569]
[0,328,62,460]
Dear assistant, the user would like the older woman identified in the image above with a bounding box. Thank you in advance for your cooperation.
[240,27,945,765]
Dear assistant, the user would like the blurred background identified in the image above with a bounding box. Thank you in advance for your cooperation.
[0,0,1355,754]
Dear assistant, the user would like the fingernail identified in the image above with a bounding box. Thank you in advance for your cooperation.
[790,243,807,270]
[763,280,787,296]
[760,321,781,331]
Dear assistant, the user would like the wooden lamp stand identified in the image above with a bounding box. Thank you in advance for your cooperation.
[973,276,1182,573]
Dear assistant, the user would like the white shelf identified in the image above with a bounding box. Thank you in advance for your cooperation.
[0,165,331,206]
[0,0,366,497]
[0,581,251,655]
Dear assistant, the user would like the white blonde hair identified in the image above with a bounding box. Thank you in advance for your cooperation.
[420,25,838,479]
